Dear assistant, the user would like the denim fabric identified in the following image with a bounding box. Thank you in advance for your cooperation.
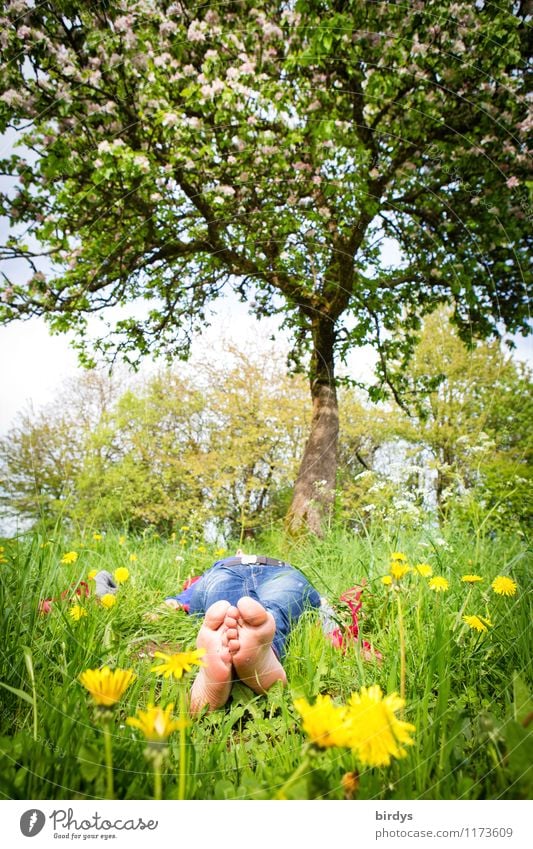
[187,558,321,659]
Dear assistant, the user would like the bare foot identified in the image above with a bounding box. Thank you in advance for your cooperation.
[229,597,287,694]
[190,600,233,713]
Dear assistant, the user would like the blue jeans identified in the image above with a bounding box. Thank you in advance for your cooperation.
[188,559,321,659]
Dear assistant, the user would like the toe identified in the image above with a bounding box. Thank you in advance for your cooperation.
[204,600,231,630]
[237,596,269,627]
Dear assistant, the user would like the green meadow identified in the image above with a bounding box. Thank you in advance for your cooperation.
[0,523,531,800]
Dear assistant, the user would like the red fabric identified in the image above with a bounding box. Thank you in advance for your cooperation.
[327,582,383,662]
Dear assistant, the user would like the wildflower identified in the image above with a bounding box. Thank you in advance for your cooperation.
[491,576,517,597]
[100,593,116,609]
[293,694,351,748]
[151,648,206,680]
[170,532,176,541]
[214,548,226,557]
[381,575,393,586]
[126,703,189,744]
[79,666,136,707]
[461,574,483,583]
[87,569,98,580]
[93,533,103,541]
[463,615,492,632]
[114,567,130,584]
[61,551,78,565]
[180,538,187,546]
[118,536,126,546]
[346,685,416,767]
[69,604,87,621]
[196,545,206,553]
[180,526,190,532]
[390,562,410,580]
[390,552,407,562]
[129,554,138,562]
[414,563,432,577]
[429,576,449,592]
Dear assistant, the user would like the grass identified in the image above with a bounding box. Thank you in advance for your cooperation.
[0,522,531,800]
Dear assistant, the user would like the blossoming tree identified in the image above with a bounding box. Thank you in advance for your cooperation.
[0,0,531,533]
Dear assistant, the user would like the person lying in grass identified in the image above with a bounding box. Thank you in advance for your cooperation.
[164,552,322,713]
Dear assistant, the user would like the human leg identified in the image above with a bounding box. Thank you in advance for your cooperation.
[223,598,287,694]
[190,600,233,714]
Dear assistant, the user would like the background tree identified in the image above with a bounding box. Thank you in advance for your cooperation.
[387,307,533,526]
[1,0,531,533]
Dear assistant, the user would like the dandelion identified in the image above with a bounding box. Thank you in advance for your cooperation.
[429,576,449,592]
[180,538,187,546]
[463,615,492,632]
[491,576,517,597]
[170,532,176,541]
[390,562,410,580]
[346,685,416,767]
[381,575,393,586]
[214,548,227,557]
[129,553,138,562]
[196,545,206,553]
[100,594,116,609]
[93,533,103,541]
[118,535,126,546]
[79,666,136,707]
[293,694,351,749]
[180,526,190,532]
[69,605,87,621]
[461,574,483,583]
[114,567,130,584]
[414,563,432,577]
[61,551,78,565]
[127,702,188,744]
[151,648,206,680]
[390,552,407,562]
[87,569,98,580]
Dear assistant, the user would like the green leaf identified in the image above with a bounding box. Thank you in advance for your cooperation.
[0,680,33,705]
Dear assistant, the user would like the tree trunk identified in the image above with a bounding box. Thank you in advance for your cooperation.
[286,319,339,536]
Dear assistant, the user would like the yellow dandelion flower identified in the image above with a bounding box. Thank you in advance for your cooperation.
[390,562,411,580]
[118,535,126,546]
[346,685,416,767]
[79,666,136,707]
[463,615,493,633]
[293,695,351,749]
[491,576,517,597]
[129,553,138,563]
[114,567,130,584]
[180,526,190,532]
[151,648,206,680]
[170,533,176,541]
[461,574,483,583]
[390,552,407,562]
[93,533,103,541]
[196,545,206,553]
[414,563,432,577]
[126,703,189,744]
[179,538,187,546]
[100,593,116,609]
[69,605,87,621]
[381,575,393,586]
[87,569,98,581]
[429,576,449,592]
[61,551,78,565]
[214,548,227,558]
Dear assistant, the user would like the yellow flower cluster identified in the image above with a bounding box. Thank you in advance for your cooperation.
[79,666,136,707]
[463,615,492,633]
[151,648,206,680]
[294,685,415,768]
[127,703,189,744]
[61,551,78,565]
[69,604,87,622]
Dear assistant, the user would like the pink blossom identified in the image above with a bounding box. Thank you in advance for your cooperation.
[187,20,207,42]
[506,176,520,189]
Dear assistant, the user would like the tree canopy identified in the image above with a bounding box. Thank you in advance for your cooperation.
[1,0,531,532]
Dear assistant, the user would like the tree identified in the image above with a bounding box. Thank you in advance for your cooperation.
[387,307,533,524]
[0,0,531,534]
